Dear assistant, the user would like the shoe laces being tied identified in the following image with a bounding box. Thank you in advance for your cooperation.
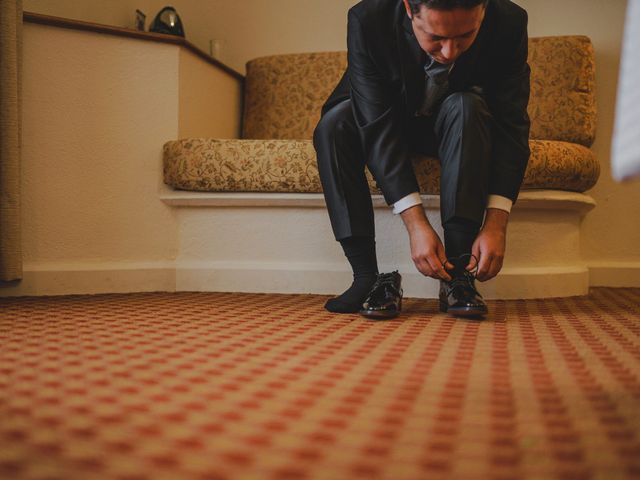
[445,254,480,291]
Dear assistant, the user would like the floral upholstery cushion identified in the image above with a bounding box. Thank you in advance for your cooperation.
[528,36,596,146]
[242,52,347,142]
[164,36,599,196]
[164,139,319,193]
[163,138,599,194]
[242,36,596,147]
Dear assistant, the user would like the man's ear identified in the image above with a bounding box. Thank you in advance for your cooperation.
[402,0,413,19]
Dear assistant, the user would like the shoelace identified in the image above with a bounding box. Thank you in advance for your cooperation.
[445,254,480,292]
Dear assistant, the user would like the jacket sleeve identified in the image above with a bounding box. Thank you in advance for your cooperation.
[484,9,531,203]
[347,8,420,205]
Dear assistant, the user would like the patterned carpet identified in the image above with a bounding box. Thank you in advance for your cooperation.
[1,288,639,480]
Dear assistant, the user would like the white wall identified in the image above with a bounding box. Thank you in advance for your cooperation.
[5,21,242,296]
[21,0,640,286]
[23,1,355,70]
[21,24,179,268]
[518,0,640,275]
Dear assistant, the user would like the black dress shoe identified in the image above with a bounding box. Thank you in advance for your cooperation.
[359,271,403,320]
[439,255,487,317]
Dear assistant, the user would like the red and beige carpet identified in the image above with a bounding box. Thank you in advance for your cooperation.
[1,288,639,480]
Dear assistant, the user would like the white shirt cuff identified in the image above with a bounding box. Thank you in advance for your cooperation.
[487,195,513,213]
[392,193,511,215]
[392,192,422,214]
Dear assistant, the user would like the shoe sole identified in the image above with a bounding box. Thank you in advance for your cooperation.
[439,300,487,317]
[359,309,400,320]
[359,298,402,320]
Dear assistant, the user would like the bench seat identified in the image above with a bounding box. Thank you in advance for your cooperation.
[164,137,599,194]
[159,36,600,299]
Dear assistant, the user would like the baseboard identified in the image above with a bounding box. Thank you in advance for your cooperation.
[588,261,640,287]
[176,261,591,300]
[0,262,176,297]
[3,261,635,298]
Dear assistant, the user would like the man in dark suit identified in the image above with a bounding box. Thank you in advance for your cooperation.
[313,0,530,318]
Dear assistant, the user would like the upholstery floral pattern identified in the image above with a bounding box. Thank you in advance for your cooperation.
[242,52,347,141]
[241,37,596,147]
[164,139,323,193]
[164,35,599,196]
[164,138,599,194]
[528,36,596,147]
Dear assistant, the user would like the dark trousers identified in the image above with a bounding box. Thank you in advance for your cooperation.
[313,92,493,242]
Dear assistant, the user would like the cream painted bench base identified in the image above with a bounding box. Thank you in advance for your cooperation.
[161,188,596,300]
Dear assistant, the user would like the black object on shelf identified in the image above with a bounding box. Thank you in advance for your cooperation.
[135,10,146,31]
[149,6,185,37]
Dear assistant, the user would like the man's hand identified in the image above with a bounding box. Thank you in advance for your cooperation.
[466,208,509,281]
[401,205,454,280]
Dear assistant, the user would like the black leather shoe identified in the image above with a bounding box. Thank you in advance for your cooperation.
[359,271,403,320]
[439,255,487,317]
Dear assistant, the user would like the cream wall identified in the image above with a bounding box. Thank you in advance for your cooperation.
[22,1,355,70]
[21,24,179,266]
[3,21,243,296]
[518,0,639,280]
[178,49,242,139]
[21,0,640,285]
[16,24,180,295]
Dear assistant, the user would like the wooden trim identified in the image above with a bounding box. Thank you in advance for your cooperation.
[22,11,245,82]
[159,190,596,213]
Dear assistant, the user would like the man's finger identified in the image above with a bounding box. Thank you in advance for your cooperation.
[435,259,452,281]
[415,258,435,279]
[468,243,481,271]
[485,256,504,281]
[429,256,451,281]
[465,255,478,271]
[479,257,496,281]
[439,256,454,272]
[476,254,494,281]
[437,247,454,272]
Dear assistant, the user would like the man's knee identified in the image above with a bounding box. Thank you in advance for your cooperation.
[438,91,492,127]
[313,113,331,150]
[313,116,347,151]
[313,100,357,153]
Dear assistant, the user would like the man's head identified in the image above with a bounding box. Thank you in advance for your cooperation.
[402,0,488,64]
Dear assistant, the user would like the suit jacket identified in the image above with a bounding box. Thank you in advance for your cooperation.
[321,0,531,206]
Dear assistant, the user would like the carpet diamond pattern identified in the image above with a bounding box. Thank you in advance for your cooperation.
[1,288,639,480]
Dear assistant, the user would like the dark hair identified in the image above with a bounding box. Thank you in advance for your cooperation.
[407,0,488,14]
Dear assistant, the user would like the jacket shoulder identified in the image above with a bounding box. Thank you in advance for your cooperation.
[487,0,528,28]
[480,0,528,53]
[349,0,401,29]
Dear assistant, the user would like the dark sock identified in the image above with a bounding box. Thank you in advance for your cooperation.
[443,217,481,274]
[325,236,378,313]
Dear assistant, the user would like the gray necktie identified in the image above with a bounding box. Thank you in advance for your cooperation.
[416,57,453,116]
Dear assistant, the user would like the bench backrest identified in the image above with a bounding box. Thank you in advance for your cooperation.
[242,36,596,147]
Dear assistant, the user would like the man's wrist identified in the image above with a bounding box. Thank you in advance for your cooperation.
[483,208,509,231]
[400,204,432,233]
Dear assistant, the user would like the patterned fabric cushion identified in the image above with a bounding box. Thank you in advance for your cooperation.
[528,36,596,146]
[241,36,596,147]
[242,52,347,142]
[165,36,598,195]
[163,138,599,194]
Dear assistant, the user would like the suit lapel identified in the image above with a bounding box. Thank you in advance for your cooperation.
[396,14,426,113]
[449,7,489,89]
